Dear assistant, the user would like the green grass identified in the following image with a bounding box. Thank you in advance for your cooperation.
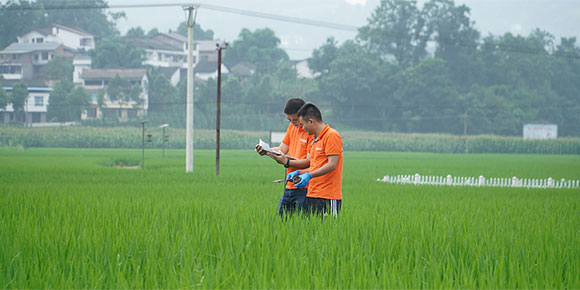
[1,148,579,288]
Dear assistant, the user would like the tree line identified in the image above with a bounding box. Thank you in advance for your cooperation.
[1,0,579,136]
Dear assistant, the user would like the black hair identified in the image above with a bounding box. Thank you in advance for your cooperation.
[296,103,323,122]
[284,98,305,115]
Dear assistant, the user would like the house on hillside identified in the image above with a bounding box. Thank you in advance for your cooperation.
[151,33,187,51]
[194,60,229,81]
[17,24,95,52]
[151,34,220,65]
[128,38,186,68]
[0,79,51,124]
[194,40,219,63]
[0,42,75,80]
[73,54,92,84]
[80,69,148,121]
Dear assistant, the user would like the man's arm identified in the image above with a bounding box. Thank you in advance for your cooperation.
[268,152,310,169]
[293,155,338,188]
[304,155,338,177]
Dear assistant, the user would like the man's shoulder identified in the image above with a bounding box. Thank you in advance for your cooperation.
[325,127,342,141]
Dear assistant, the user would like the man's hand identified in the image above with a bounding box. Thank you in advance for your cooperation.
[255,144,267,156]
[286,170,300,181]
[267,150,287,165]
[295,173,311,188]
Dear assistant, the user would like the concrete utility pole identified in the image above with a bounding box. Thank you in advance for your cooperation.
[216,41,228,176]
[184,5,198,173]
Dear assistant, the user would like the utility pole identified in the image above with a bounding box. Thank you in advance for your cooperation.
[160,124,169,158]
[184,5,198,173]
[216,41,228,176]
[141,121,147,170]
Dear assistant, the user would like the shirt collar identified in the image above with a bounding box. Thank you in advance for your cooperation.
[313,124,330,143]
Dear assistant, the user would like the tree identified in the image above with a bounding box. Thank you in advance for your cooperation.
[67,87,89,121]
[309,37,339,77]
[47,80,89,122]
[47,79,72,121]
[147,72,178,113]
[317,41,386,128]
[106,75,142,112]
[0,1,45,49]
[422,0,481,89]
[91,38,144,69]
[126,27,146,38]
[41,56,73,82]
[223,28,289,73]
[146,28,159,38]
[0,83,10,110]
[11,81,28,122]
[358,0,430,67]
[176,22,214,40]
[390,58,460,133]
[37,0,122,40]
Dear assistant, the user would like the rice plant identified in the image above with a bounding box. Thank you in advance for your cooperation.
[1,148,579,288]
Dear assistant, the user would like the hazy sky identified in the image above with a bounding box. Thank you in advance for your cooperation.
[109,0,580,59]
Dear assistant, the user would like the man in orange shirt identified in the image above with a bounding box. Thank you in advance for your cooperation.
[255,98,313,218]
[287,103,343,217]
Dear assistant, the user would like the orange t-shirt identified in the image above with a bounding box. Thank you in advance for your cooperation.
[281,123,313,189]
[307,125,343,200]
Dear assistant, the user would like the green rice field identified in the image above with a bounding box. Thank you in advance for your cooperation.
[1,148,579,288]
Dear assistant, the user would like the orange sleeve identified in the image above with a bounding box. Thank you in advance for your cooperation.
[281,124,292,147]
[324,131,343,155]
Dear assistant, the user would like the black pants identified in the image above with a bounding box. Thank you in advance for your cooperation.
[303,197,342,218]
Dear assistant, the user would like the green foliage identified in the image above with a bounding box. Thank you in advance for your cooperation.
[307,0,580,137]
[41,56,73,81]
[125,26,145,38]
[176,22,215,40]
[0,84,10,109]
[10,81,28,122]
[146,28,159,38]
[47,80,89,122]
[358,0,430,67]
[91,39,144,69]
[1,148,579,288]
[309,37,339,76]
[1,127,579,154]
[223,28,289,73]
[0,0,120,50]
[38,0,121,40]
[0,1,45,49]
[106,75,143,109]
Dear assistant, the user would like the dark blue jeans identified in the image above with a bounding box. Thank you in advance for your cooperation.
[277,188,307,218]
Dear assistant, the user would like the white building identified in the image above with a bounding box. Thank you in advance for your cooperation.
[73,55,92,84]
[291,59,319,79]
[129,38,187,68]
[18,24,95,52]
[0,80,52,124]
[0,42,74,80]
[194,60,229,81]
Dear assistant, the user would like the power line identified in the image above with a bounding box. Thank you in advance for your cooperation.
[2,1,578,60]
[2,1,359,32]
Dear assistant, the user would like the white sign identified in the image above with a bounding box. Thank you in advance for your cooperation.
[523,124,558,139]
[270,131,285,145]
